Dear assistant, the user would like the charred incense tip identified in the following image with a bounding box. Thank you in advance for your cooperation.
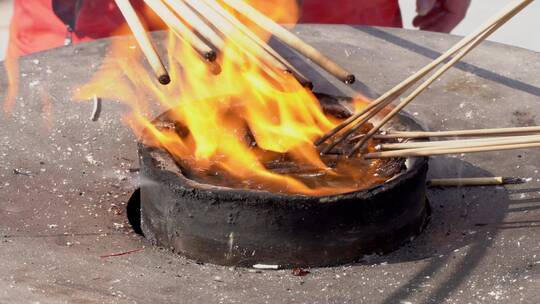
[344,74,356,84]
[314,137,326,147]
[320,143,337,155]
[347,141,368,158]
[208,62,222,75]
[502,177,527,184]
[205,50,218,62]
[158,74,171,85]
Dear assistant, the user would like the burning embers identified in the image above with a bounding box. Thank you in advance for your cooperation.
[151,98,404,196]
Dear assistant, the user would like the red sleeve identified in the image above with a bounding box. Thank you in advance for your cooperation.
[8,0,66,57]
[8,0,163,57]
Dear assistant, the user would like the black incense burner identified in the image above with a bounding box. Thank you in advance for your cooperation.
[138,94,429,267]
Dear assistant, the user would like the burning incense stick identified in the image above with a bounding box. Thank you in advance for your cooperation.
[220,0,355,84]
[200,0,313,88]
[349,7,523,156]
[320,100,387,154]
[428,177,526,187]
[201,0,296,67]
[192,0,289,72]
[143,0,217,61]
[379,134,540,153]
[379,134,540,150]
[183,0,311,88]
[365,142,540,159]
[181,0,285,72]
[162,0,225,50]
[316,0,533,150]
[114,0,170,85]
[375,126,540,139]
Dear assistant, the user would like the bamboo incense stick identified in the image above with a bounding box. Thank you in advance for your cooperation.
[375,126,540,139]
[200,0,313,88]
[320,101,387,154]
[380,134,540,150]
[220,0,355,84]
[143,0,217,61]
[115,0,170,85]
[378,134,540,154]
[185,0,288,74]
[365,142,540,159]
[428,177,526,187]
[314,89,402,146]
[182,0,285,72]
[349,2,530,156]
[162,0,225,50]
[316,0,533,148]
[183,0,310,87]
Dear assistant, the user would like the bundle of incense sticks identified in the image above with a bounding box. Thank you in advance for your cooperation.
[315,0,534,156]
[373,126,540,139]
[364,131,540,159]
[114,0,355,88]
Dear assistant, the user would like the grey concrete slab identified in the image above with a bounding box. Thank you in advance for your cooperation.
[1,25,540,303]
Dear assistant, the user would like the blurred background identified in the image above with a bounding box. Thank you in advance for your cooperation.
[400,0,540,52]
[0,0,11,60]
[0,0,539,60]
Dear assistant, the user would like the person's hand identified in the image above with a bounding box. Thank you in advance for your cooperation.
[413,0,471,33]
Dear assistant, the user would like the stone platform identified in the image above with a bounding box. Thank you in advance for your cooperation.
[1,25,539,303]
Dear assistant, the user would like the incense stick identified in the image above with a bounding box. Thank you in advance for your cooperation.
[381,134,540,153]
[192,0,290,73]
[365,142,540,159]
[380,134,540,150]
[375,126,540,139]
[143,0,217,61]
[348,1,531,156]
[220,0,355,84]
[200,0,313,88]
[183,0,310,88]
[320,99,388,154]
[115,0,170,85]
[316,0,533,149]
[428,177,526,187]
[182,0,284,72]
[162,0,224,50]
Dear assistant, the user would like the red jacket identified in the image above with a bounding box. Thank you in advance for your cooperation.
[7,0,402,57]
[299,0,401,26]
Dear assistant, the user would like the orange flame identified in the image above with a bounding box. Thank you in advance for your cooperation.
[75,0,382,196]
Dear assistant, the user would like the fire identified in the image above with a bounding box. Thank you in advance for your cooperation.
[75,0,378,196]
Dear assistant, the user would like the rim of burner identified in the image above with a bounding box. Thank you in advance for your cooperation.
[142,94,429,204]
